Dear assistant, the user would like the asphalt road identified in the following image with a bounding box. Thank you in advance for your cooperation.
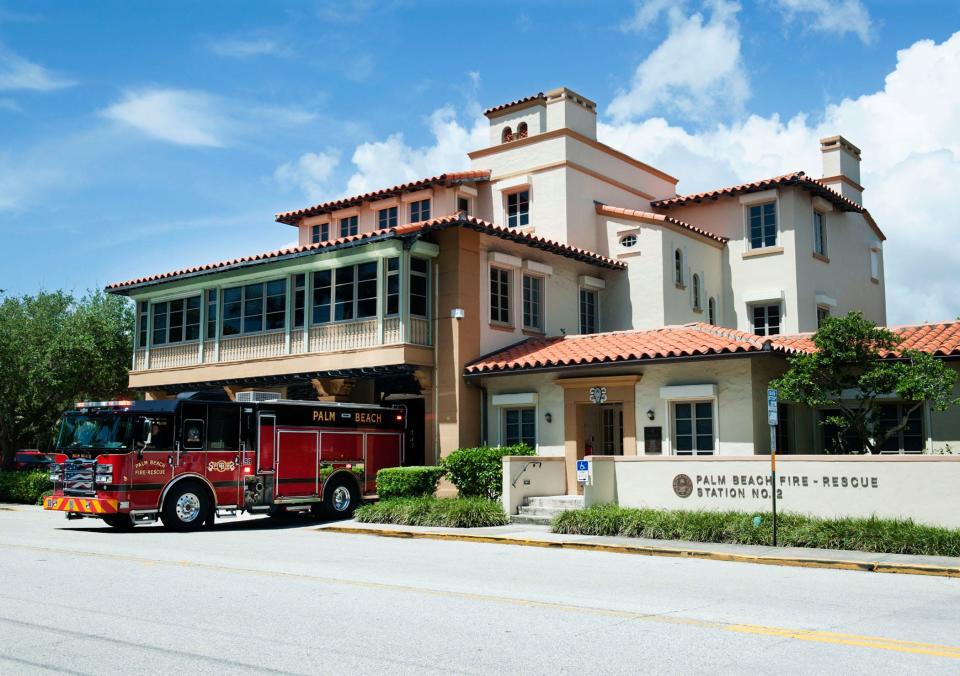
[2,505,960,675]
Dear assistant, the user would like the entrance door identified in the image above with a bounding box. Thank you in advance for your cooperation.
[599,404,624,455]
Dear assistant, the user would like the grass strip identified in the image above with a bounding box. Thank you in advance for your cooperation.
[355,496,509,528]
[553,504,960,557]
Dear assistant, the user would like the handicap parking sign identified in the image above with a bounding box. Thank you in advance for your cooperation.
[576,459,590,483]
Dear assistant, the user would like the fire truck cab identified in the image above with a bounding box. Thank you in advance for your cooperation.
[44,391,405,530]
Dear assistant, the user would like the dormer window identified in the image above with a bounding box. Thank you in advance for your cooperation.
[311,223,329,244]
[410,199,431,223]
[501,126,513,143]
[516,121,528,139]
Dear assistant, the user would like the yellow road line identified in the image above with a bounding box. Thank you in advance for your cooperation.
[2,540,959,661]
[318,525,960,579]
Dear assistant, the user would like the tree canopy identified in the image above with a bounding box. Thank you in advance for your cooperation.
[0,291,133,468]
[771,312,959,454]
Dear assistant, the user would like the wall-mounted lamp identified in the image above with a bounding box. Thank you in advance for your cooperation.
[544,412,553,423]
[451,308,465,320]
[646,409,655,421]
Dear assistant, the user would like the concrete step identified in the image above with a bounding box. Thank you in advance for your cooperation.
[517,506,568,518]
[510,513,554,526]
[524,495,584,510]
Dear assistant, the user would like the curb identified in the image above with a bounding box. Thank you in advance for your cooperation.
[319,526,960,578]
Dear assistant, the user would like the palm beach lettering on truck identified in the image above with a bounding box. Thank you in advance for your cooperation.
[691,473,880,499]
[312,410,336,422]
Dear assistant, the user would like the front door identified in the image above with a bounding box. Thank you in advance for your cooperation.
[599,404,624,455]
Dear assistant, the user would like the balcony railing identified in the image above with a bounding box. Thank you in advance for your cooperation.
[132,316,432,372]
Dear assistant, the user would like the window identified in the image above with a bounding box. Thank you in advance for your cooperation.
[311,225,320,244]
[310,223,329,244]
[334,266,355,321]
[207,405,240,450]
[410,199,431,223]
[339,215,358,238]
[457,196,470,214]
[507,190,529,228]
[813,211,827,256]
[386,257,400,316]
[619,234,637,248]
[378,207,398,229]
[579,288,598,334]
[312,270,332,324]
[206,289,218,339]
[503,408,535,447]
[708,297,716,326]
[817,305,830,328]
[182,419,204,450]
[674,249,683,286]
[522,274,543,331]
[137,301,148,348]
[692,274,702,311]
[410,257,429,317]
[293,274,305,328]
[878,403,924,454]
[151,296,200,345]
[673,401,714,455]
[870,249,881,280]
[490,267,511,324]
[516,121,528,139]
[748,202,777,249]
[501,126,513,143]
[776,404,791,454]
[752,304,781,336]
[222,280,286,335]
[356,262,378,319]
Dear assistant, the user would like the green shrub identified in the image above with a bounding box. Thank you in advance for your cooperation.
[553,505,960,557]
[441,443,535,500]
[0,471,52,505]
[355,496,509,528]
[376,466,446,499]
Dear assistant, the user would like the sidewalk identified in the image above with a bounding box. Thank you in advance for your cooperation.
[316,520,960,578]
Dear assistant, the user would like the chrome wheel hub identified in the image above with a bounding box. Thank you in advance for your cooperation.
[332,486,351,512]
[175,492,201,523]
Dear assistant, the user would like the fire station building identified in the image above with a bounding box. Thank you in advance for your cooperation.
[107,87,960,475]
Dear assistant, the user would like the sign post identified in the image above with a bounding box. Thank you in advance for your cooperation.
[767,388,778,547]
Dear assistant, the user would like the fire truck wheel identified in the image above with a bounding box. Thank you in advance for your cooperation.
[160,481,210,531]
[322,477,358,520]
[102,514,134,530]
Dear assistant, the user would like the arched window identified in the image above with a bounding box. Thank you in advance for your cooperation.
[674,249,683,286]
[517,121,528,139]
[501,126,513,143]
[692,274,702,310]
[708,297,717,325]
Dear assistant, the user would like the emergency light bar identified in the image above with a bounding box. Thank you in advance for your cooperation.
[75,400,133,409]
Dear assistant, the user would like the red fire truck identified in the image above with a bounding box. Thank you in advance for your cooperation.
[44,391,405,530]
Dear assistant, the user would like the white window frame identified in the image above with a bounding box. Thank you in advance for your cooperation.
[489,265,513,326]
[667,397,717,456]
[501,406,537,448]
[339,215,358,238]
[506,188,530,228]
[521,273,544,332]
[578,287,599,334]
[813,210,827,257]
[378,206,398,229]
[410,199,431,223]
[741,190,780,251]
[750,302,782,336]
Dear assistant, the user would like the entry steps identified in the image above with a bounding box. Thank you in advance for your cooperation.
[511,495,584,526]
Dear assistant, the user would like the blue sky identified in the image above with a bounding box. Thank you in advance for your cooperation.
[1,1,959,323]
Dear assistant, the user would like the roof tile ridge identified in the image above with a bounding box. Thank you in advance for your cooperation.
[686,322,767,349]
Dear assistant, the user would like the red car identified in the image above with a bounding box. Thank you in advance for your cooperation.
[14,450,54,471]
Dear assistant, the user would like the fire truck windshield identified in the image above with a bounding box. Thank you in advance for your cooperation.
[56,413,135,451]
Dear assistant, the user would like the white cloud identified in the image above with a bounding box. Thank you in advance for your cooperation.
[208,37,287,59]
[608,0,748,122]
[0,45,73,91]
[599,31,960,324]
[274,149,341,202]
[101,88,230,147]
[773,0,874,45]
[620,0,677,32]
[344,106,486,195]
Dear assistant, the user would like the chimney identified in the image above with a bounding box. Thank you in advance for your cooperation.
[819,135,863,205]
[545,87,597,140]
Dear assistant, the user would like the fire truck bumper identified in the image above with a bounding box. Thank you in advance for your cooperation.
[43,496,120,515]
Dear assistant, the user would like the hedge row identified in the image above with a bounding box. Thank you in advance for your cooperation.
[553,504,960,557]
[376,466,446,500]
[0,471,52,505]
[355,497,508,528]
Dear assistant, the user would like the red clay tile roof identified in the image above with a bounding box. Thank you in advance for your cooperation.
[107,213,623,293]
[768,321,960,358]
[275,170,491,225]
[465,321,960,374]
[484,93,546,116]
[651,171,886,241]
[595,203,728,244]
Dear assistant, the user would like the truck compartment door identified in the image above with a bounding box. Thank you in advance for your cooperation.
[364,433,403,495]
[275,430,319,498]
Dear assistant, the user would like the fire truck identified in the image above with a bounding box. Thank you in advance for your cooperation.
[44,391,406,530]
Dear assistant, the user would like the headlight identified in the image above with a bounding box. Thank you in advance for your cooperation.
[48,464,61,481]
[95,465,113,482]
